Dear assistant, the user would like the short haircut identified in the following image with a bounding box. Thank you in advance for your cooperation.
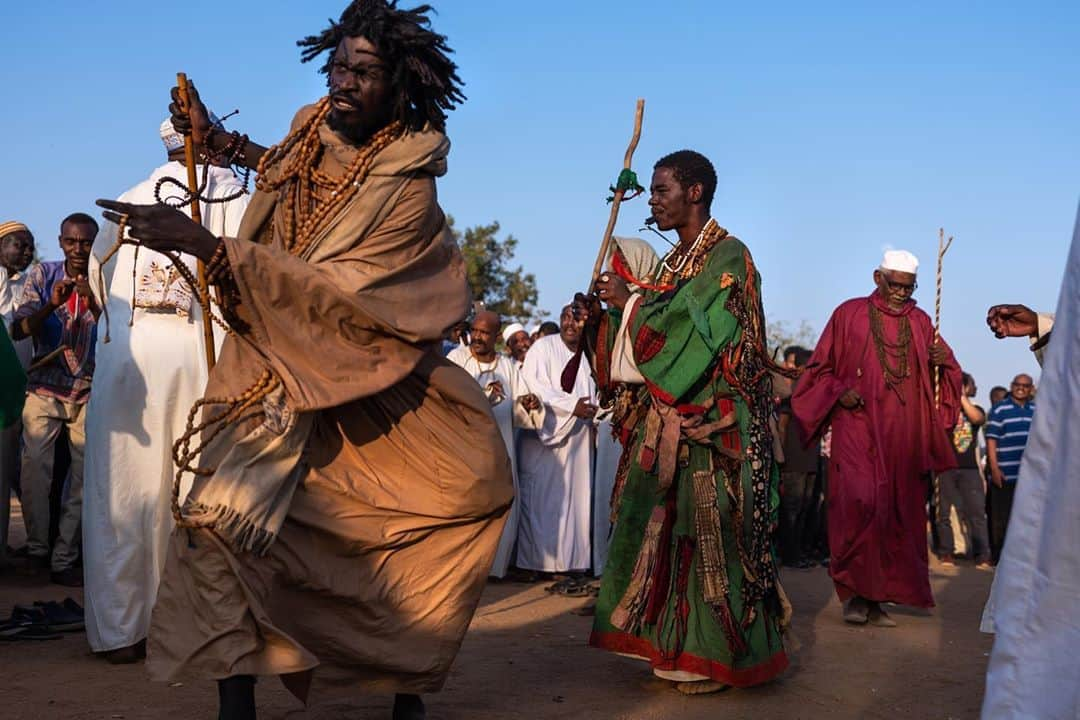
[298,0,465,132]
[60,212,99,234]
[654,149,717,209]
[962,372,974,386]
[784,345,808,360]
[538,321,559,336]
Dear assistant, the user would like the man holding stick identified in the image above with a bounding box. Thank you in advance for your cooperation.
[792,250,961,626]
[97,2,512,718]
[582,150,791,693]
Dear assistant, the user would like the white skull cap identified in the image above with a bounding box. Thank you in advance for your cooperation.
[881,249,919,274]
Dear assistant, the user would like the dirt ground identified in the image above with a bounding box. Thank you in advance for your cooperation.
[1,505,994,720]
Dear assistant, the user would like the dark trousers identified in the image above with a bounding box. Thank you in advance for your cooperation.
[780,471,816,565]
[988,482,1016,564]
[935,468,990,559]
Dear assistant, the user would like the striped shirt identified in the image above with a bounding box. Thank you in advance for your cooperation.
[985,396,1036,483]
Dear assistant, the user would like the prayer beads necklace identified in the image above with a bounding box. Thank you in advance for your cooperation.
[868,303,912,391]
[255,97,403,257]
[656,218,724,287]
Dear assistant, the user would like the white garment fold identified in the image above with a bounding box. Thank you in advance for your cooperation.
[83,162,248,652]
[447,346,541,577]
[516,334,595,572]
[981,204,1080,719]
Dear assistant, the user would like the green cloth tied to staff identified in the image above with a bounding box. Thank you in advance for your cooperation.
[607,168,645,203]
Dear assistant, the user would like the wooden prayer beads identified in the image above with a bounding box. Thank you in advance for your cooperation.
[255,97,403,257]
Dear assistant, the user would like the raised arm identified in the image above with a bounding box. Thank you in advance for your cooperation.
[168,82,269,170]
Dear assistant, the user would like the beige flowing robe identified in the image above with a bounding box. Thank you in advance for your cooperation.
[148,105,513,699]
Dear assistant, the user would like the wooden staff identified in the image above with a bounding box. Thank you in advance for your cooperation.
[176,72,216,372]
[933,227,953,406]
[559,100,645,394]
[588,99,646,294]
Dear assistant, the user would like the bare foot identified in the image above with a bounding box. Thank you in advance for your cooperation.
[675,680,729,695]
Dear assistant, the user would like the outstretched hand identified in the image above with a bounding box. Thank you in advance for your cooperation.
[169,81,212,146]
[986,304,1039,339]
[96,199,218,262]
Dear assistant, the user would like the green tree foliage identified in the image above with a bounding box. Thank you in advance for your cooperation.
[451,216,540,325]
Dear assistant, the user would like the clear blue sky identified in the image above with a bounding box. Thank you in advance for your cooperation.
[2,1,1076,406]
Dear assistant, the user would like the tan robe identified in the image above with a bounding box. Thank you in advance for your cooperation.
[148,105,513,699]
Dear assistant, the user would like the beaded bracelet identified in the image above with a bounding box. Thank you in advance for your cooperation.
[205,239,229,284]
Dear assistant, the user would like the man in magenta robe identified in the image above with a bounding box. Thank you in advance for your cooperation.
[792,250,961,626]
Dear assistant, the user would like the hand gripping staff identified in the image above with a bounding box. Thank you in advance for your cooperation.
[176,72,217,373]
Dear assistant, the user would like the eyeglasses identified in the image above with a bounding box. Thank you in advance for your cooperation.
[1012,382,1033,388]
[883,277,917,293]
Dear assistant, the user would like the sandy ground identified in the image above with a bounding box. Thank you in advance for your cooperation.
[1,504,994,720]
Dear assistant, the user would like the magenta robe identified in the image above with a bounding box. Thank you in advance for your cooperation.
[792,293,961,607]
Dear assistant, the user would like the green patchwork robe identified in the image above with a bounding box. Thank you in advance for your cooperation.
[589,229,789,686]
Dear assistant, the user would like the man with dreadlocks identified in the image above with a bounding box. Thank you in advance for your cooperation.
[96,3,511,719]
[579,150,791,694]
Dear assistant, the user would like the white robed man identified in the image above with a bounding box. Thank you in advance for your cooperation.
[979,204,1077,720]
[0,221,36,564]
[591,236,661,575]
[82,119,249,662]
[447,310,541,578]
[518,304,598,573]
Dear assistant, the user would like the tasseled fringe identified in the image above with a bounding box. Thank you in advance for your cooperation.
[182,500,278,557]
[691,469,728,605]
[611,505,667,634]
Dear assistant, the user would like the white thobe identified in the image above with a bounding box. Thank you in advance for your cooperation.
[1,266,34,369]
[517,334,596,572]
[592,420,620,574]
[447,346,541,577]
[981,205,1079,719]
[83,162,248,652]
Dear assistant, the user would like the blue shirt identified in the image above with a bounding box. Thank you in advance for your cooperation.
[12,261,97,404]
[984,396,1036,483]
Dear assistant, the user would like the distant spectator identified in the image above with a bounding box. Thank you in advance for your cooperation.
[985,374,1036,563]
[777,346,818,568]
[936,373,991,569]
[536,320,559,338]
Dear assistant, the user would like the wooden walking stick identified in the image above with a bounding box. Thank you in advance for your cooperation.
[589,99,646,294]
[933,227,953,407]
[176,72,216,373]
[560,100,646,393]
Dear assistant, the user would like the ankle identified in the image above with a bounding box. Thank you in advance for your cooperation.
[393,693,425,720]
[218,675,256,720]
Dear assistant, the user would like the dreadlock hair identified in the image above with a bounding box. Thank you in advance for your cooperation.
[654,149,717,210]
[297,0,465,133]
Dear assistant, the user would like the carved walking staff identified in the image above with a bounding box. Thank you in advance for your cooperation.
[560,100,645,393]
[933,227,953,407]
[176,72,217,373]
